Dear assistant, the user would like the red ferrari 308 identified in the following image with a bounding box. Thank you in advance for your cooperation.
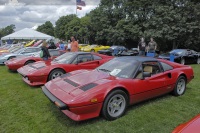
[17,52,113,86]
[5,49,65,71]
[172,114,200,133]
[41,56,194,121]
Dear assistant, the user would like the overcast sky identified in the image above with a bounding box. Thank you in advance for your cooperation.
[0,0,100,31]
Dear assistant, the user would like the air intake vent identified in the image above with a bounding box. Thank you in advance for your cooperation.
[64,79,79,87]
[80,83,98,91]
[30,65,45,69]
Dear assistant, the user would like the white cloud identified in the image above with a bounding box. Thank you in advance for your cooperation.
[0,0,100,30]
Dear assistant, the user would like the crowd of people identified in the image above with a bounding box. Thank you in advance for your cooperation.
[138,37,158,56]
[41,36,158,60]
[40,36,79,61]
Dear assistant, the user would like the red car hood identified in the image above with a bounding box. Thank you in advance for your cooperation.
[18,61,57,75]
[45,70,114,102]
[173,114,200,133]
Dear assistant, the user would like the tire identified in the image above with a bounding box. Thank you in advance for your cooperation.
[24,60,35,65]
[172,76,186,96]
[101,90,128,120]
[197,58,200,64]
[180,58,185,65]
[8,56,16,60]
[91,49,95,52]
[48,69,65,81]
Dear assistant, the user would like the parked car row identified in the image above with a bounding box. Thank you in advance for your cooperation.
[0,43,199,132]
[1,49,195,122]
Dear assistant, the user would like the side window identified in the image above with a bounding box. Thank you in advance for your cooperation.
[77,54,93,63]
[160,62,173,71]
[135,61,162,79]
[93,55,102,60]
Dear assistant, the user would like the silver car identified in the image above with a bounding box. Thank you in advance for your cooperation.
[0,47,41,64]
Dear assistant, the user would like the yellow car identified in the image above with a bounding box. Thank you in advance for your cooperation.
[81,44,110,52]
[79,44,90,51]
[25,40,35,47]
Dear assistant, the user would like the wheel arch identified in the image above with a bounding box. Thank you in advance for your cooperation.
[47,67,66,82]
[103,86,130,105]
[178,73,187,83]
[7,56,16,60]
[24,60,36,65]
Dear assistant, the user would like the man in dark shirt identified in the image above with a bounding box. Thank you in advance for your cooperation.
[41,41,51,61]
[138,37,147,56]
[148,38,157,53]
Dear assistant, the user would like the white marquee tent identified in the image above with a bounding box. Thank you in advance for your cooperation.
[1,28,54,40]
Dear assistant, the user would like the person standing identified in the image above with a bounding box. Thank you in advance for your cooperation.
[148,38,157,53]
[70,36,79,52]
[67,40,71,52]
[41,41,51,61]
[59,41,65,50]
[138,37,147,56]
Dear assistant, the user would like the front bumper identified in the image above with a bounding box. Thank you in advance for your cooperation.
[5,62,23,71]
[0,59,7,65]
[42,85,103,121]
[42,86,68,110]
[18,68,47,86]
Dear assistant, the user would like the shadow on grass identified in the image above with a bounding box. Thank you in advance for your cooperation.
[46,102,104,126]
[43,86,195,126]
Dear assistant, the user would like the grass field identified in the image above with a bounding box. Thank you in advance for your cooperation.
[0,64,199,133]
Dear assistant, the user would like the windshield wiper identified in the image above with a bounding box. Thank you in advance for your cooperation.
[98,68,111,72]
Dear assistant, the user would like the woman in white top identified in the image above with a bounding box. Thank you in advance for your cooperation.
[67,40,71,52]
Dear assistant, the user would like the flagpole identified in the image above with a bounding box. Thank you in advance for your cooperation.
[76,0,77,16]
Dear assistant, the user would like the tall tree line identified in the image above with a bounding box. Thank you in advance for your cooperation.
[37,0,200,51]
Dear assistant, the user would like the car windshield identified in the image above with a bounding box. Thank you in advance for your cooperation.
[53,52,75,64]
[96,58,139,78]
[169,49,185,55]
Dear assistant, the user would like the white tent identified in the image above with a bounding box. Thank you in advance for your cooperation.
[1,28,54,40]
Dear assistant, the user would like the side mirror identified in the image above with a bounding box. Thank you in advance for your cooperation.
[143,72,151,78]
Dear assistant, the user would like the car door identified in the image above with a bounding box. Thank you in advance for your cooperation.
[73,54,100,70]
[185,50,195,64]
[132,61,172,103]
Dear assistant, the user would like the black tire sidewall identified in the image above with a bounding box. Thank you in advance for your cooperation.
[102,90,128,120]
[173,76,186,96]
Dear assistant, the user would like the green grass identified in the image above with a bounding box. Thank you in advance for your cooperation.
[0,65,200,133]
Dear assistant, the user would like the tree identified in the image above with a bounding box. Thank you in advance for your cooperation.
[54,14,77,40]
[0,24,16,38]
[37,21,54,36]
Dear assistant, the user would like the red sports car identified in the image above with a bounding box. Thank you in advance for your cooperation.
[41,56,194,121]
[18,52,113,86]
[5,49,65,71]
[172,114,200,133]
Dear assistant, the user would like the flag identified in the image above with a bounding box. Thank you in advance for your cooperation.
[77,6,82,10]
[76,0,86,6]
